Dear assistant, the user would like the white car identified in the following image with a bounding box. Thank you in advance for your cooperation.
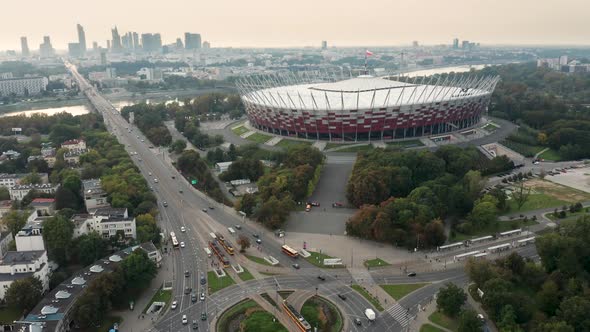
[182,314,188,324]
[180,242,185,248]
[171,300,177,310]
[181,226,186,233]
[148,172,152,176]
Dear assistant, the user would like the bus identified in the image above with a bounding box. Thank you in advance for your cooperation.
[204,247,212,257]
[281,245,299,258]
[170,232,179,248]
[282,300,311,332]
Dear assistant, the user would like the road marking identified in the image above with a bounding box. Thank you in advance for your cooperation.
[384,302,410,327]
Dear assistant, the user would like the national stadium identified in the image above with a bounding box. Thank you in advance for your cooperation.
[237,72,500,141]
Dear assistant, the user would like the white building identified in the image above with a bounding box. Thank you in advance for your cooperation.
[215,161,233,173]
[0,77,49,96]
[82,179,109,211]
[9,184,59,201]
[60,139,86,152]
[0,250,49,299]
[72,207,136,240]
[64,149,86,165]
[0,173,49,188]
[15,222,45,252]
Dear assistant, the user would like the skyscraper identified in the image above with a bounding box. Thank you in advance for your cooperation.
[321,41,327,50]
[141,33,162,53]
[92,41,98,51]
[184,33,201,50]
[100,51,107,65]
[39,36,54,58]
[111,27,122,51]
[77,24,86,55]
[453,38,459,49]
[132,32,140,51]
[20,37,30,56]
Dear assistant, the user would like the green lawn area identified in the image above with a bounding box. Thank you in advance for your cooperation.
[364,258,391,268]
[238,267,255,281]
[505,193,569,213]
[143,287,172,313]
[243,311,288,332]
[351,284,385,311]
[386,139,424,148]
[275,139,312,149]
[538,148,562,161]
[500,140,545,158]
[301,296,343,332]
[216,299,259,332]
[261,293,278,307]
[245,254,273,266]
[246,132,272,144]
[420,323,447,332]
[380,283,428,300]
[305,251,345,268]
[207,271,236,294]
[482,123,499,132]
[429,311,459,331]
[0,306,22,324]
[231,125,249,136]
[546,209,589,221]
[334,144,373,153]
[325,142,355,150]
[450,218,538,242]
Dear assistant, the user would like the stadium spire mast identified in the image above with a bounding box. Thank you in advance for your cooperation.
[364,50,373,75]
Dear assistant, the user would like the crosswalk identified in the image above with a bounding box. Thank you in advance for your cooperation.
[385,302,410,327]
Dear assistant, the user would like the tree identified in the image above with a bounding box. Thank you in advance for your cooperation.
[54,186,83,211]
[169,139,187,154]
[20,172,42,185]
[512,182,531,210]
[76,232,108,266]
[469,200,498,228]
[436,283,467,317]
[0,187,9,200]
[537,280,561,316]
[557,296,590,332]
[497,305,522,332]
[458,309,483,332]
[535,321,574,332]
[5,276,43,314]
[136,213,161,244]
[42,215,74,265]
[236,193,258,217]
[237,235,251,253]
[120,249,157,290]
[2,210,28,236]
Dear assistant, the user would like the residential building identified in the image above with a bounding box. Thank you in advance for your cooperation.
[60,139,86,151]
[0,77,49,96]
[321,40,327,50]
[453,38,459,49]
[64,149,87,165]
[0,233,13,258]
[137,67,162,80]
[0,172,49,188]
[30,198,55,217]
[203,41,211,49]
[42,149,57,168]
[72,207,136,240]
[0,201,11,219]
[100,51,107,65]
[139,242,162,266]
[132,32,140,50]
[15,222,44,252]
[82,179,109,210]
[0,250,49,299]
[9,184,59,201]
[21,37,30,56]
[184,33,201,50]
[215,161,233,173]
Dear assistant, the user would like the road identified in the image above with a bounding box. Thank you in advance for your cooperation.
[66,62,541,332]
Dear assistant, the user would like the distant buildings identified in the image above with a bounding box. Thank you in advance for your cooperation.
[537,55,589,73]
[137,67,163,81]
[77,24,86,56]
[61,139,86,151]
[20,36,30,56]
[203,41,211,49]
[184,33,202,50]
[9,183,59,201]
[111,27,122,51]
[0,173,49,188]
[453,38,459,49]
[68,43,82,58]
[321,40,327,50]
[39,36,54,58]
[0,76,48,96]
[141,33,162,52]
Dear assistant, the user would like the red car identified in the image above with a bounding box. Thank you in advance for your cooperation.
[332,202,343,208]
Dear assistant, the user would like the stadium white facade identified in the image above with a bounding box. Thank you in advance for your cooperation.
[237,72,500,141]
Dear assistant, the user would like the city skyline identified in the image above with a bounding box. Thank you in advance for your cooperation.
[1,0,589,51]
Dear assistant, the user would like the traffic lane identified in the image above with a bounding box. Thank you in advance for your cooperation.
[371,267,465,284]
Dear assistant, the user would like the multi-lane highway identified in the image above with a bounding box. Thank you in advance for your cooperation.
[66,61,540,332]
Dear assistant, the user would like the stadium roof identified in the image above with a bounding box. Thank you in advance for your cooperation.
[239,75,499,112]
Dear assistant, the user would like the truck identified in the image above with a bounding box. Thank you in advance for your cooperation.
[364,308,376,322]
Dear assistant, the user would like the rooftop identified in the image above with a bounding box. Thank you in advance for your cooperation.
[31,198,55,206]
[92,207,127,218]
[10,183,57,190]
[61,139,85,146]
[1,250,45,265]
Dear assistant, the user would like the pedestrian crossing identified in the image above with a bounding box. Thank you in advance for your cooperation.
[385,302,410,327]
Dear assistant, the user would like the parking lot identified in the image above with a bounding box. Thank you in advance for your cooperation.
[546,165,590,194]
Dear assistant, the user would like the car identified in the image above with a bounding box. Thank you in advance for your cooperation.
[234,225,242,230]
[181,226,186,232]
[184,270,190,277]
[256,239,262,244]
[179,190,183,193]
[148,172,152,176]
[163,201,168,207]
[252,233,260,238]
[292,263,300,269]
[197,146,206,151]
[180,242,185,248]
[305,204,311,212]
[192,320,198,329]
[149,146,154,148]
[182,315,188,324]
[208,206,214,210]
[191,292,197,303]
[171,300,178,309]
[200,273,206,285]
[136,135,140,139]
[201,312,207,321]
[172,176,176,179]
[332,202,344,208]
[338,294,347,300]
[477,314,485,321]
[354,318,362,326]
[154,178,159,183]
[309,201,320,207]
[407,272,417,277]
[317,275,326,281]
[185,287,191,294]
[141,139,145,142]
[202,208,208,213]
[200,292,205,301]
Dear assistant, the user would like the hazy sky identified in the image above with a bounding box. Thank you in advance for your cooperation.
[2,0,589,50]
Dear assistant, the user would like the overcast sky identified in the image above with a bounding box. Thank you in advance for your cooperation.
[1,0,589,50]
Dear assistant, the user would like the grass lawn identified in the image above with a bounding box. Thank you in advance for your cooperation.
[0,306,22,324]
[246,132,272,144]
[539,148,562,161]
[207,271,236,294]
[217,299,259,332]
[243,311,288,332]
[245,254,273,266]
[505,193,569,213]
[420,323,447,332]
[351,284,385,311]
[301,296,343,332]
[231,125,249,136]
[334,144,373,153]
[142,287,172,313]
[364,258,391,268]
[305,251,345,268]
[546,209,589,221]
[386,139,424,148]
[500,140,545,158]
[238,267,255,281]
[276,139,312,149]
[380,283,428,300]
[482,123,500,132]
[429,311,459,331]
[450,218,538,242]
[325,142,355,150]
